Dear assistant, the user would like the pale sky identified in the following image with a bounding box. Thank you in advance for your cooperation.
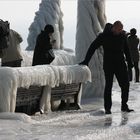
[0,0,41,49]
[106,0,140,36]
[0,0,139,50]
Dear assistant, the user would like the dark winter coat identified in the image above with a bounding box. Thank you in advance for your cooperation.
[127,35,139,62]
[32,31,53,66]
[81,31,133,70]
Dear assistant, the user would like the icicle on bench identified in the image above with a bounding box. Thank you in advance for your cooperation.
[0,65,91,115]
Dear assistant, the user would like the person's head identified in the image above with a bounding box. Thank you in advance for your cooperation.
[112,21,123,35]
[130,28,137,36]
[44,24,54,36]
[103,23,112,34]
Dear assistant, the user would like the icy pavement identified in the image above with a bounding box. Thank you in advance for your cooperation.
[0,82,140,140]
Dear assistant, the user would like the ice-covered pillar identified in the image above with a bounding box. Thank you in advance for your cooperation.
[76,0,106,97]
[26,0,64,50]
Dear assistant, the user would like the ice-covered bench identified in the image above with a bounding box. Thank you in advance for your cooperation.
[0,65,91,115]
[16,83,82,115]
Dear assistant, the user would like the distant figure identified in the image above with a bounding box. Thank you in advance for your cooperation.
[32,24,55,66]
[1,28,23,67]
[79,21,134,114]
[127,28,140,82]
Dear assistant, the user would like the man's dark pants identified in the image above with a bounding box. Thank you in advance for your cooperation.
[104,61,129,112]
[128,61,139,82]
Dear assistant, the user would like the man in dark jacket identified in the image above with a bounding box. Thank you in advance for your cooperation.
[127,28,140,82]
[79,21,134,114]
[32,24,55,66]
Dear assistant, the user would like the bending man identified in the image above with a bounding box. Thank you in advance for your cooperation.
[79,21,134,114]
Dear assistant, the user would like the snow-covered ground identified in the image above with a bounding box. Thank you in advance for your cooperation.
[0,82,140,140]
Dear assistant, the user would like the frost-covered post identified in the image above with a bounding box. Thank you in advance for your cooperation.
[26,0,64,50]
[76,0,106,97]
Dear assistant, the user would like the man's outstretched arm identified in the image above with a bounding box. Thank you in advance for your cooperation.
[79,34,103,66]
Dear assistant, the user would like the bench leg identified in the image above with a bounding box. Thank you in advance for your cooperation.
[73,83,83,109]
[40,86,52,114]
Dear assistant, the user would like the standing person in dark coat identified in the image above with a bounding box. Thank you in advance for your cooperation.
[127,28,140,82]
[79,21,134,114]
[32,24,55,66]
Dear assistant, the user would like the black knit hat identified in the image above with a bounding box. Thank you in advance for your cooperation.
[130,28,136,35]
[44,24,54,33]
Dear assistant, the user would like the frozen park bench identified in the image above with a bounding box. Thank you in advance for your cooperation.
[16,83,82,115]
[0,65,91,115]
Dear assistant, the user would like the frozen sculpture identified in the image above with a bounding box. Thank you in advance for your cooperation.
[26,0,64,50]
[27,0,106,97]
[76,0,106,97]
